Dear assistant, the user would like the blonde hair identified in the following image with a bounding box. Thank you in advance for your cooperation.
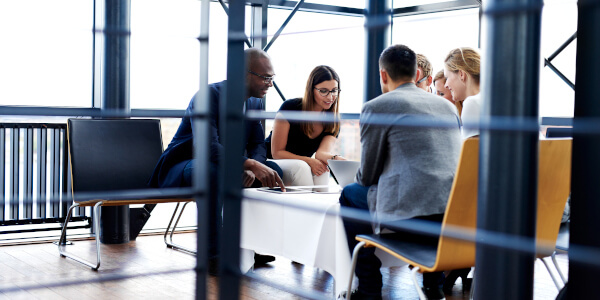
[443,47,480,85]
[433,69,445,84]
[301,65,341,137]
[416,54,433,78]
[444,47,481,115]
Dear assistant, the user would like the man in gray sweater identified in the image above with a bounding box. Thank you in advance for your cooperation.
[340,44,461,300]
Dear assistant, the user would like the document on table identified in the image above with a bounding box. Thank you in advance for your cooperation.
[256,185,342,194]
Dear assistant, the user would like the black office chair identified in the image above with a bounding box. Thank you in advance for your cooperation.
[58,118,193,270]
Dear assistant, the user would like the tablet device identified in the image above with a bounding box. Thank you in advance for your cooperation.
[257,187,312,194]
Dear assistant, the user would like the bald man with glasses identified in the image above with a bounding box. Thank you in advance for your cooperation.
[148,48,284,269]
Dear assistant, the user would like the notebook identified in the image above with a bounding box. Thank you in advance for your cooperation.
[327,160,360,188]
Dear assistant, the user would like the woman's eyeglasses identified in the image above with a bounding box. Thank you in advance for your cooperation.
[314,88,341,97]
[248,70,275,84]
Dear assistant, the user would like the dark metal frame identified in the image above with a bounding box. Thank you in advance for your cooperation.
[2,0,591,299]
[218,1,246,298]
[544,32,577,90]
[476,0,542,298]
[392,0,480,17]
[193,0,212,299]
[569,0,600,298]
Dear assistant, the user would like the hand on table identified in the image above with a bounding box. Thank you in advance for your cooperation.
[245,159,286,192]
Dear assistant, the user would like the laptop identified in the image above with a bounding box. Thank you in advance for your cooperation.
[327,160,360,188]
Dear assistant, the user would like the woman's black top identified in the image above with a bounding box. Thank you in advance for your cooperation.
[265,98,335,159]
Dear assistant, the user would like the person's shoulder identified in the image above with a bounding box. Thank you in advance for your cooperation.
[368,90,407,107]
[247,97,264,110]
[280,98,302,111]
[464,93,482,106]
[209,80,226,90]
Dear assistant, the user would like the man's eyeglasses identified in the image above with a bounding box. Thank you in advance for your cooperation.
[416,75,429,84]
[248,70,275,84]
[314,88,341,98]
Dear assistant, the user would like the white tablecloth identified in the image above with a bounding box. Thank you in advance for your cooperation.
[241,188,405,297]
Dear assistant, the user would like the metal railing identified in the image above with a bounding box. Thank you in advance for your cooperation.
[0,123,88,232]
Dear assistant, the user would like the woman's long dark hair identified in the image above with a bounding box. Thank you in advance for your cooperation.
[301,65,341,137]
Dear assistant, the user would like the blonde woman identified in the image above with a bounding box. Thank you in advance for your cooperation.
[443,47,481,139]
[265,65,345,186]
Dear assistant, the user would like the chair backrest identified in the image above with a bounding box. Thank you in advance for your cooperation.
[546,127,573,138]
[67,119,163,202]
[434,138,479,271]
[431,138,572,271]
[536,139,572,255]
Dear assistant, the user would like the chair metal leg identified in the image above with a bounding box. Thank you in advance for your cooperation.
[164,202,196,254]
[551,252,567,284]
[58,201,103,270]
[469,269,475,300]
[539,257,563,290]
[410,266,427,300]
[346,241,366,300]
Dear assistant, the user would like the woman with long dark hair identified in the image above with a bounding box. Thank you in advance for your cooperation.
[265,65,345,186]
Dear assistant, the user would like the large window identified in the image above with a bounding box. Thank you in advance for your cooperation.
[131,0,199,110]
[539,0,577,117]
[391,8,480,81]
[130,0,255,110]
[0,0,93,108]
[264,9,365,114]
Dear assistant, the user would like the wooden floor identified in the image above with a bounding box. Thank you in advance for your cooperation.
[0,232,567,300]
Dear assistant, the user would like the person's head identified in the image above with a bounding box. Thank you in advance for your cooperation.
[433,70,454,104]
[302,65,341,136]
[245,48,275,99]
[378,44,417,93]
[443,47,481,103]
[415,54,433,92]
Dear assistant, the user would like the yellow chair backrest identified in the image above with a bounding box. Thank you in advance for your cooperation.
[428,138,572,272]
[536,139,572,255]
[432,138,479,272]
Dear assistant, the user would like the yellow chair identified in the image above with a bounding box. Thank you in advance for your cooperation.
[346,138,571,299]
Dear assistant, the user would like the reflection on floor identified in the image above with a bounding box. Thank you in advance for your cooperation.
[0,232,567,299]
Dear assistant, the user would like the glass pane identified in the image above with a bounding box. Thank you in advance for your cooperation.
[392,8,480,82]
[265,9,365,114]
[0,0,93,107]
[539,0,577,117]
[130,0,200,110]
[130,1,238,110]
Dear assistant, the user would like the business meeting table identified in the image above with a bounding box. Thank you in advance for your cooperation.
[240,187,404,297]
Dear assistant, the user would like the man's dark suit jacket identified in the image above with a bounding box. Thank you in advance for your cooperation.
[148,80,267,188]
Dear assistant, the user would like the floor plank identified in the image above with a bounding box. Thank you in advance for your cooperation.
[0,232,567,299]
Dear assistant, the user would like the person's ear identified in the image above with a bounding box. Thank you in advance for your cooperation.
[415,69,423,81]
[459,70,467,83]
[427,75,433,87]
[380,69,388,84]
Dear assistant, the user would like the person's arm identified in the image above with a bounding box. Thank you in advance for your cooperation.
[356,104,387,186]
[271,113,329,176]
[314,135,346,163]
[244,98,267,163]
[189,89,223,164]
